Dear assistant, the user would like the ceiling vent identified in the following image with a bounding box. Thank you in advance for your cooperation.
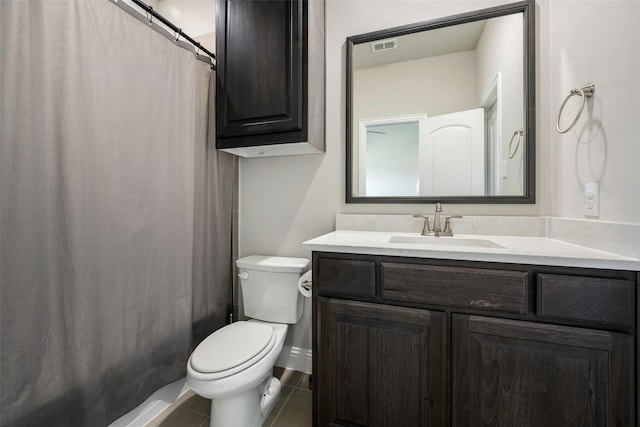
[371,38,397,53]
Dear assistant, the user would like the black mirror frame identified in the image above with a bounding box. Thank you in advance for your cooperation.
[346,1,535,204]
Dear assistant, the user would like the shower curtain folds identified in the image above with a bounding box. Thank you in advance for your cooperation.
[0,1,232,426]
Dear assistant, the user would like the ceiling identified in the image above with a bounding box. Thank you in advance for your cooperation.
[353,19,487,69]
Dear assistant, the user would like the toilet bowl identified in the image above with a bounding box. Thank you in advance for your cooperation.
[187,321,288,426]
[186,256,309,427]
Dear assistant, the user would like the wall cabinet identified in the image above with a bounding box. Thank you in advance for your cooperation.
[215,0,324,157]
[312,253,637,427]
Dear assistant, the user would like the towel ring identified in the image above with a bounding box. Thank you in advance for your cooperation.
[556,83,595,134]
[508,129,524,159]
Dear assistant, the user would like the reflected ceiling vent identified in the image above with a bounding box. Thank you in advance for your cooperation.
[370,38,397,53]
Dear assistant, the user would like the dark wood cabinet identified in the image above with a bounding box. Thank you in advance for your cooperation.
[215,0,324,157]
[317,298,447,427]
[452,314,634,427]
[312,253,637,427]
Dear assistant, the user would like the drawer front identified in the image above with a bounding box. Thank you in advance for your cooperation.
[382,263,529,314]
[537,274,635,328]
[316,257,376,298]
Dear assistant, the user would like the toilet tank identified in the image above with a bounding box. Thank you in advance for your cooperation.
[236,255,309,324]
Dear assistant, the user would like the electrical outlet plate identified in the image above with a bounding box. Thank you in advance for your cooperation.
[501,160,508,179]
[584,182,599,216]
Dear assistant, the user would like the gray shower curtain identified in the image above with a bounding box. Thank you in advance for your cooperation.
[0,1,232,426]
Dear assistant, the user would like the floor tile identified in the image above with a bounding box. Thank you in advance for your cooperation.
[295,373,312,390]
[262,385,294,427]
[273,367,303,387]
[269,388,312,427]
[146,408,207,427]
[181,394,211,417]
[173,389,196,406]
[146,369,312,427]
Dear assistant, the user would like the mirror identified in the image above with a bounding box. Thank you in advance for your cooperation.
[346,1,535,203]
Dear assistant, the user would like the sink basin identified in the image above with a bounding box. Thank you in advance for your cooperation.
[389,235,505,249]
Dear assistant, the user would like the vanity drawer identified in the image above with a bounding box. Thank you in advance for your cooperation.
[316,257,376,299]
[382,263,529,314]
[537,274,635,328]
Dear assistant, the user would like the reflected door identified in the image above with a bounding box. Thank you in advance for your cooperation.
[419,108,485,196]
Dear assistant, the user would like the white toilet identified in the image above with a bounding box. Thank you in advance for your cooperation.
[186,255,309,427]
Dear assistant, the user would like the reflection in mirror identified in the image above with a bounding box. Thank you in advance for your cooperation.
[360,117,422,197]
[347,1,535,203]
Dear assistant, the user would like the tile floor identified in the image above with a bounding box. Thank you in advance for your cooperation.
[146,368,312,427]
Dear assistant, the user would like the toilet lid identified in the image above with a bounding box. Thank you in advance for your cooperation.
[190,321,275,374]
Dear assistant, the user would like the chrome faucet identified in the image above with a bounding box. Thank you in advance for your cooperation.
[433,203,443,236]
[414,203,463,237]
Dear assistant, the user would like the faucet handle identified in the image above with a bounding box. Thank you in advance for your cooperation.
[443,215,463,233]
[412,214,432,235]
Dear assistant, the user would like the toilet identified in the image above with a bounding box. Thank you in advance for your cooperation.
[186,255,309,427]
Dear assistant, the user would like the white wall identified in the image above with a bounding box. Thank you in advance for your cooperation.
[354,51,478,123]
[548,0,640,222]
[158,0,215,51]
[157,0,215,36]
[239,0,640,352]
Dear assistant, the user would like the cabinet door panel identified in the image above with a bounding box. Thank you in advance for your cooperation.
[216,0,305,143]
[317,298,447,427]
[452,314,634,427]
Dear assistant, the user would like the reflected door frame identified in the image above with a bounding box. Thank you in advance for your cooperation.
[357,114,428,196]
[478,72,503,195]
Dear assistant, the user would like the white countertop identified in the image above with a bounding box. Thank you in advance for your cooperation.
[302,230,640,271]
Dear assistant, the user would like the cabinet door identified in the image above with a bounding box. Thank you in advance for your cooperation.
[452,314,634,427]
[216,0,306,147]
[316,298,447,427]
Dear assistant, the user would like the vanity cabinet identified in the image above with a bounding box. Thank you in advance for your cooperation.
[312,253,637,427]
[215,0,324,157]
[317,298,446,426]
[452,315,633,426]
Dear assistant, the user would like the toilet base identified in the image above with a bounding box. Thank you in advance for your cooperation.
[209,376,282,427]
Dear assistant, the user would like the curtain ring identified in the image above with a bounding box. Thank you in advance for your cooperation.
[556,83,595,134]
[146,7,153,25]
[175,28,182,42]
[508,129,523,159]
[195,42,201,56]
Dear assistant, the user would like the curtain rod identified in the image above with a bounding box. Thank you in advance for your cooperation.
[126,0,216,68]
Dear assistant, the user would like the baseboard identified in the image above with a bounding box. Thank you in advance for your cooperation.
[109,377,189,427]
[276,345,312,374]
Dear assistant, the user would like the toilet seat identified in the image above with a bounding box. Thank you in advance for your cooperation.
[189,321,276,380]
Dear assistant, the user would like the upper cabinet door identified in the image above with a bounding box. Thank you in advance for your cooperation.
[216,0,306,147]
